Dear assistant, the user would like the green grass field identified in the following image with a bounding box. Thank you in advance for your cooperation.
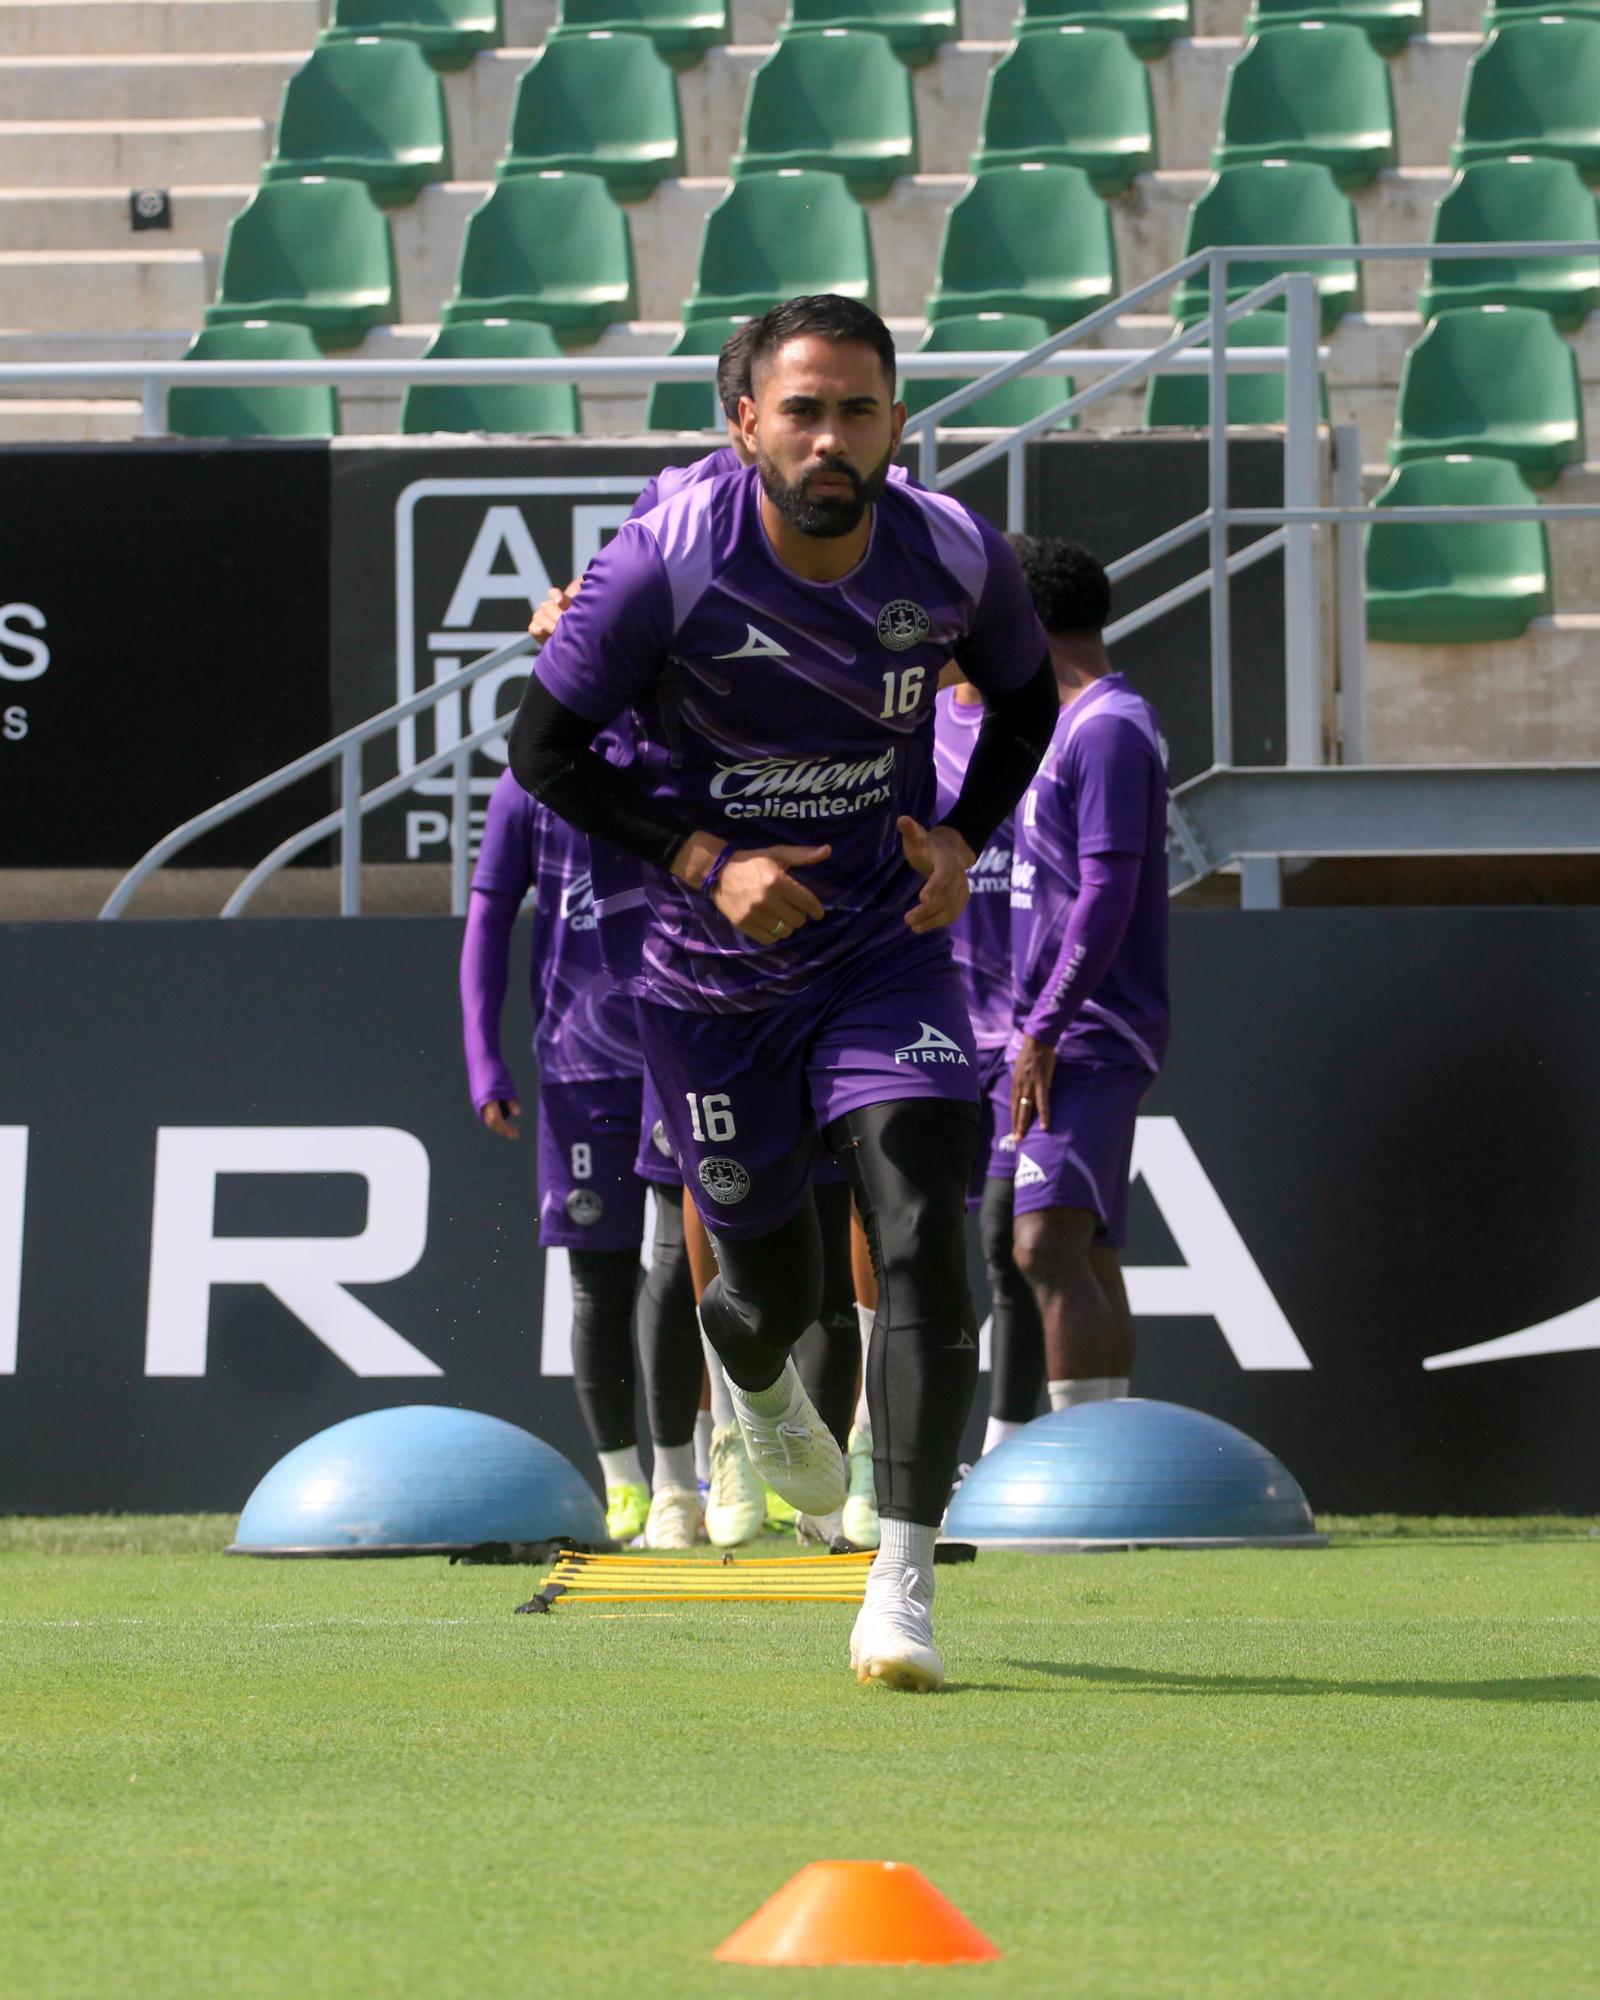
[4,1517,1598,2000]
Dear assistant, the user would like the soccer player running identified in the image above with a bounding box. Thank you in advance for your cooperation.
[1007,539,1170,1411]
[507,294,1056,1690]
[461,768,704,1548]
[932,672,1047,1456]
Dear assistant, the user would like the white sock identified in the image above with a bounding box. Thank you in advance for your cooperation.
[1047,1377,1129,1409]
[875,1517,937,1590]
[693,1410,712,1483]
[982,1415,1021,1455]
[728,1354,799,1420]
[700,1319,736,1427]
[652,1441,698,1494]
[598,1445,644,1490]
[854,1301,874,1431]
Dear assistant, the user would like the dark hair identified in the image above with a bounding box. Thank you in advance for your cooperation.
[1007,535,1111,637]
[716,318,760,422]
[746,294,897,395]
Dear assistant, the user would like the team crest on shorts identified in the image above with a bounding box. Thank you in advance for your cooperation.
[565,1187,605,1226]
[876,599,931,652]
[698,1156,751,1206]
[650,1119,674,1160]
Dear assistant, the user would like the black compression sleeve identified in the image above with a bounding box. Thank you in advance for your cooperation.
[937,653,1059,859]
[507,675,690,872]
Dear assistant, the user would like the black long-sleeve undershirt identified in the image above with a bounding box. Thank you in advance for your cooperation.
[505,651,1060,874]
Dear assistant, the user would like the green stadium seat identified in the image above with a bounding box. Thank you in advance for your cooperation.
[550,0,726,69]
[1388,305,1583,487]
[266,39,449,204]
[733,31,916,199]
[1243,0,1422,56]
[206,176,398,348]
[971,27,1155,197]
[780,0,957,67]
[1170,160,1361,334]
[501,32,683,202]
[1366,454,1552,643]
[645,316,745,429]
[684,170,874,322]
[400,319,579,434]
[1143,308,1327,425]
[901,313,1075,428]
[1016,0,1191,63]
[443,171,637,342]
[1485,0,1600,31]
[322,0,497,68]
[1420,156,1600,330]
[1213,23,1396,190]
[926,163,1117,329]
[168,320,340,438]
[1453,19,1600,187]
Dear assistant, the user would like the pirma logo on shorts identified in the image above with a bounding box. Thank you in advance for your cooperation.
[894,1022,969,1066]
[698,1157,751,1205]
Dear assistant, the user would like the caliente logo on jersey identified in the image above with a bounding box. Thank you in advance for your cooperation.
[894,1022,970,1066]
[876,600,931,651]
[709,748,896,823]
[559,872,597,931]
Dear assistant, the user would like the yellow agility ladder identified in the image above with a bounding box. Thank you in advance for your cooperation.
[515,1549,875,1612]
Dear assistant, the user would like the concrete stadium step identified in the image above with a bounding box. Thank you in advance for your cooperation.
[0,52,301,121]
[0,247,210,329]
[0,396,140,437]
[1367,614,1600,762]
[0,184,251,252]
[0,0,322,56]
[0,115,267,186]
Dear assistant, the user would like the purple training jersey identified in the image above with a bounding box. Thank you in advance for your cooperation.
[1011,674,1170,1070]
[533,462,1047,1015]
[933,686,1014,1051]
[471,767,642,1085]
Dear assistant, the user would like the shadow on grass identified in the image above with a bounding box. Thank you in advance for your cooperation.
[1003,1661,1600,1703]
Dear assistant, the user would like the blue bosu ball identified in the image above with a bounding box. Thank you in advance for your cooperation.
[943,1398,1325,1550]
[228,1404,608,1555]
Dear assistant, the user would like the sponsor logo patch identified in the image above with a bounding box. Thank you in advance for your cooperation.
[565,1187,605,1226]
[876,599,931,652]
[708,748,895,824]
[698,1156,751,1206]
[1015,1154,1048,1189]
[713,623,790,661]
[559,871,597,931]
[893,1021,970,1067]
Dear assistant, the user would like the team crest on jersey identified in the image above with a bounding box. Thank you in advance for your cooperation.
[565,1187,605,1226]
[876,599,931,652]
[894,1022,970,1066]
[698,1156,751,1205]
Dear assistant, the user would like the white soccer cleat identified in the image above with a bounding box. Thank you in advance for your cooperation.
[794,1506,844,1547]
[729,1362,847,1516]
[704,1424,766,1547]
[849,1564,944,1693]
[840,1423,880,1550]
[641,1485,702,1550]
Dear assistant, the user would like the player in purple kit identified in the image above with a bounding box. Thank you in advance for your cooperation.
[507,294,1056,1690]
[1007,539,1169,1410]
[460,767,704,1548]
[932,677,1047,1456]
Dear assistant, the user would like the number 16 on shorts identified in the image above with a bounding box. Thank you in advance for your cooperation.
[685,1092,736,1144]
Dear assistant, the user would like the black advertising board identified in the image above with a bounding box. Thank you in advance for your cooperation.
[3,911,1598,1517]
[1,442,332,868]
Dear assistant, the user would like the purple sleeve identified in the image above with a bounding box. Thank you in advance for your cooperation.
[1071,714,1161,857]
[627,474,661,521]
[531,520,676,726]
[460,889,522,1115]
[952,516,1049,700]
[1023,852,1141,1046]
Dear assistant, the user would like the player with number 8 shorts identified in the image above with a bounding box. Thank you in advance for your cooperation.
[508,295,1057,1690]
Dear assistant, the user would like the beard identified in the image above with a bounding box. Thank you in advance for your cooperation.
[755,444,893,539]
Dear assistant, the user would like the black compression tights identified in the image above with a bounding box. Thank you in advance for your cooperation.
[792,1179,860,1449]
[980,1174,1046,1426]
[699,1099,980,1525]
[635,1187,702,1449]
[568,1247,639,1454]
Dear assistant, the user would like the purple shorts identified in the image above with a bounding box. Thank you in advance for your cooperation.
[635,931,978,1238]
[634,1070,683,1188]
[537,1075,651,1252]
[1009,1056,1151,1248]
[969,1043,1015,1207]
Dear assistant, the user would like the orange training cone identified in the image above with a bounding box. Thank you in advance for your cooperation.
[713,1860,1001,1967]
